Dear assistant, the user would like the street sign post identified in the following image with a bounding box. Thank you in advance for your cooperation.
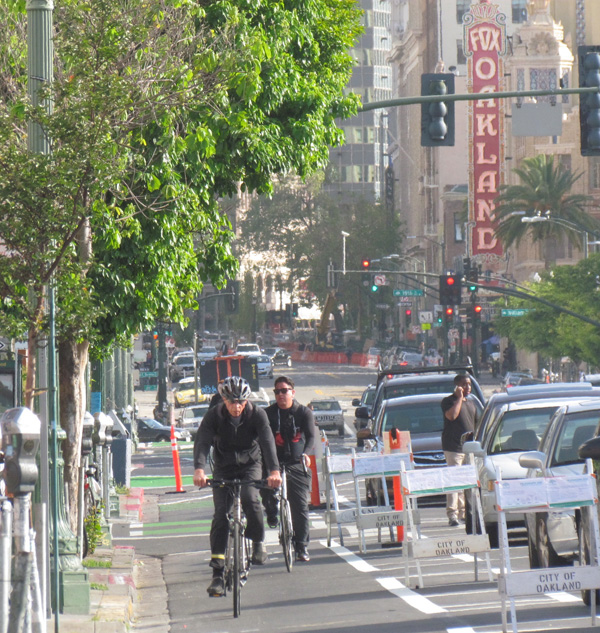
[393,289,424,297]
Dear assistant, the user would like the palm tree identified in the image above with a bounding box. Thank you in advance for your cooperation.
[494,154,599,251]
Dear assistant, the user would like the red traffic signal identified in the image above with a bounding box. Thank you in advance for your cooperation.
[361,258,371,269]
[405,309,412,316]
[445,277,455,286]
[474,304,482,314]
[445,307,454,316]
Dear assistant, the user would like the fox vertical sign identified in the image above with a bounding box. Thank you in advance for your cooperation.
[464,1,506,261]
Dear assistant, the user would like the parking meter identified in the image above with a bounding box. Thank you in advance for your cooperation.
[81,412,95,457]
[104,415,114,447]
[93,412,110,447]
[1,407,41,495]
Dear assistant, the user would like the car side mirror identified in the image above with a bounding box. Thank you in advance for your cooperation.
[356,428,373,441]
[352,398,361,407]
[462,440,485,458]
[579,436,600,460]
[518,451,545,470]
[355,406,370,419]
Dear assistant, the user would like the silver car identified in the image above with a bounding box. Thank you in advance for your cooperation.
[178,403,210,438]
[519,400,600,569]
[308,398,345,437]
[255,354,274,378]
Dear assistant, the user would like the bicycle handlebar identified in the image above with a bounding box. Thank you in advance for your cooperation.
[207,478,272,489]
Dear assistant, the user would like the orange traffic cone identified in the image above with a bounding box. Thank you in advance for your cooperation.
[170,424,185,493]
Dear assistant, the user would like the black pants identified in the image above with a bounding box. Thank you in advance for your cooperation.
[262,462,311,549]
[209,463,264,571]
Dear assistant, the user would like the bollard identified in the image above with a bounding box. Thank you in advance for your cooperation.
[170,425,185,493]
[1,499,13,633]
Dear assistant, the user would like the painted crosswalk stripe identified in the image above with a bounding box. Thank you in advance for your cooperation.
[376,577,446,614]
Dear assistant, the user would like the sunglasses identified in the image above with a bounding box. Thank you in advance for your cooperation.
[273,387,292,395]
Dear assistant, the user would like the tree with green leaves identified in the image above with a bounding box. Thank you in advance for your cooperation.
[494,253,600,367]
[238,175,402,336]
[494,154,599,255]
[0,0,362,524]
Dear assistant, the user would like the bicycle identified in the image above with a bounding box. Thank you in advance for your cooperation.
[278,465,294,573]
[208,478,265,618]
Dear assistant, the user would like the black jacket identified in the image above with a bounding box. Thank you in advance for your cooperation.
[265,400,316,465]
[194,402,279,473]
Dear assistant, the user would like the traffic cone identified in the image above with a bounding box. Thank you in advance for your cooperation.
[170,424,185,493]
[388,429,405,542]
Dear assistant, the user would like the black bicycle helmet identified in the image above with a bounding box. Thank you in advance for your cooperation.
[219,376,252,401]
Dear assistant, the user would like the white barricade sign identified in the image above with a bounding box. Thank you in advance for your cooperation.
[352,452,412,477]
[500,566,600,598]
[327,454,353,474]
[410,534,489,559]
[326,505,421,527]
[495,464,600,633]
[400,463,492,588]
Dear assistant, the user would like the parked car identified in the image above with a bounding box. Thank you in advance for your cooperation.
[178,404,210,438]
[263,347,292,367]
[352,384,376,431]
[255,354,274,378]
[170,353,195,382]
[463,396,595,548]
[519,400,600,570]
[234,343,261,357]
[308,397,345,437]
[360,393,483,505]
[196,346,219,361]
[501,370,534,390]
[173,376,208,407]
[137,417,191,443]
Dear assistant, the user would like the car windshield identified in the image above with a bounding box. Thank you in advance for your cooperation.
[142,419,163,429]
[199,347,217,354]
[489,407,557,454]
[176,380,197,391]
[384,381,451,399]
[237,345,258,352]
[186,406,208,418]
[175,356,194,366]
[311,401,340,411]
[263,348,277,355]
[382,404,443,434]
[551,412,600,466]
[256,355,270,362]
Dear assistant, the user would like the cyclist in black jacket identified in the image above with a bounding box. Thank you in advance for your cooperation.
[263,375,316,562]
[194,376,281,597]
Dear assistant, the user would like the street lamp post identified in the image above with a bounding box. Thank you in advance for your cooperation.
[521,212,600,259]
[341,231,349,275]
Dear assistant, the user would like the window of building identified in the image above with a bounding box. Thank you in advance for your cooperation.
[512,0,527,24]
[590,158,600,190]
[457,39,467,65]
[456,0,470,24]
[454,212,464,242]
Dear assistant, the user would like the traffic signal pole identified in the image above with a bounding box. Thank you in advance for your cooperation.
[359,86,600,113]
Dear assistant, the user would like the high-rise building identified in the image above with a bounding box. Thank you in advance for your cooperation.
[324,0,393,201]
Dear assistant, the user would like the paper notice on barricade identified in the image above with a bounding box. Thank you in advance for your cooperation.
[327,454,353,474]
[547,475,597,508]
[402,468,444,495]
[353,452,412,476]
[353,454,385,476]
[440,464,478,491]
[495,478,548,511]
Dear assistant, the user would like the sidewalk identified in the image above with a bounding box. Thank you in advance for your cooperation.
[50,490,168,633]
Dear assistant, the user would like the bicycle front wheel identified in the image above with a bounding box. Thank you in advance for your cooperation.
[233,522,242,617]
[280,499,294,573]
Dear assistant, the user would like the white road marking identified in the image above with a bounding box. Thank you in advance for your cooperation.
[376,577,446,614]
[447,628,476,633]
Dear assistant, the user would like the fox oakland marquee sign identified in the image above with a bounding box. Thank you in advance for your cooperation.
[464,1,507,261]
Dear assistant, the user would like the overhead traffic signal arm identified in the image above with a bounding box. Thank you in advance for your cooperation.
[421,73,455,147]
[579,46,600,156]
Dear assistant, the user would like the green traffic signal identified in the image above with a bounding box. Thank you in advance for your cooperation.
[371,284,379,292]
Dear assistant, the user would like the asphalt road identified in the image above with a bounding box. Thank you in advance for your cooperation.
[119,364,599,633]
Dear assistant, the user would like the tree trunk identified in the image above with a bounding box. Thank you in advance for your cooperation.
[58,337,89,533]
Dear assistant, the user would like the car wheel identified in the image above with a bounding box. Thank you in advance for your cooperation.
[485,522,499,549]
[536,514,568,568]
[528,531,541,568]
[464,501,474,535]
[157,434,170,442]
[287,358,292,367]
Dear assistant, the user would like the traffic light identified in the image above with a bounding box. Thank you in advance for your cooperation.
[421,73,455,146]
[439,273,462,305]
[578,46,600,156]
[291,302,299,318]
[404,309,412,327]
[371,278,379,293]
[436,311,443,324]
[467,265,479,293]
[361,258,371,269]
[225,280,239,313]
[473,303,483,321]
[361,258,371,287]
[444,306,454,325]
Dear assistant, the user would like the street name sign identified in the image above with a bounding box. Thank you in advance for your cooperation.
[393,289,424,297]
[501,309,530,317]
